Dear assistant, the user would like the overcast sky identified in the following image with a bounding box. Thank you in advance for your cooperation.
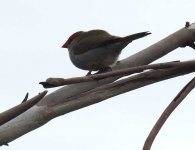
[0,0,195,150]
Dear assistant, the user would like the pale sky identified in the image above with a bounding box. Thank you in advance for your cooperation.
[0,0,195,150]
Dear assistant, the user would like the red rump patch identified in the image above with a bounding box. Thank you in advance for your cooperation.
[62,31,81,48]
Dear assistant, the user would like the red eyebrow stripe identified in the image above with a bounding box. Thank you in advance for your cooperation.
[62,32,81,48]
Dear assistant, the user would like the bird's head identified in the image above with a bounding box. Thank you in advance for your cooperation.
[62,31,83,48]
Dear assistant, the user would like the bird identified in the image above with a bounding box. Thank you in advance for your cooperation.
[62,29,151,75]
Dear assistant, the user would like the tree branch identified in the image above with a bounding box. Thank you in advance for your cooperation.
[38,60,195,88]
[143,77,195,150]
[1,22,195,145]
[51,62,195,115]
[0,91,47,127]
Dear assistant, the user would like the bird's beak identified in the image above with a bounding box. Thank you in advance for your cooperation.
[61,42,68,48]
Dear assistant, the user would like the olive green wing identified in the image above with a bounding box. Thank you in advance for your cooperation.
[72,30,121,55]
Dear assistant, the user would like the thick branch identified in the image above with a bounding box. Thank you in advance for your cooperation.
[51,64,195,116]
[143,77,195,150]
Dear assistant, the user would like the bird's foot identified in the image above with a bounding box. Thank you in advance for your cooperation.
[85,67,112,76]
[95,67,112,74]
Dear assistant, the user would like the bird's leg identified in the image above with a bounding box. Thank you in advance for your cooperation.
[86,71,92,76]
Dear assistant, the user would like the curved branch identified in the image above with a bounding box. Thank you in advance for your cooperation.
[143,77,195,150]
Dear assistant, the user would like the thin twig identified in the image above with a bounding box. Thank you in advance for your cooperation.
[143,77,195,150]
[39,60,195,88]
[21,92,29,103]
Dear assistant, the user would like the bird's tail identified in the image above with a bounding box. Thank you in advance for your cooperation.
[123,31,151,42]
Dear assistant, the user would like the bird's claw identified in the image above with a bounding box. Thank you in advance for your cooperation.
[95,67,112,74]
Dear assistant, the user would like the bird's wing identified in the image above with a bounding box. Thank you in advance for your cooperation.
[72,30,121,55]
